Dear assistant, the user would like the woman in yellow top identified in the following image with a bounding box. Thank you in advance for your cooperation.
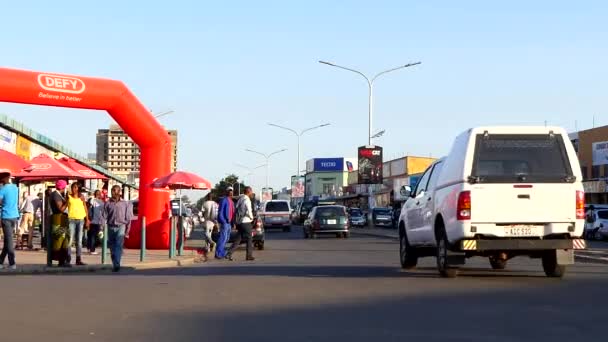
[67,182,89,266]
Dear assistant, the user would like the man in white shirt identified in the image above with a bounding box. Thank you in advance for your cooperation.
[226,186,255,261]
[201,194,218,255]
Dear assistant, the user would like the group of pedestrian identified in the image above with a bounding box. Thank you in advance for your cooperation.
[0,169,131,272]
[200,186,256,262]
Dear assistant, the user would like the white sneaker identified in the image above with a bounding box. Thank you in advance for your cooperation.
[0,265,4,270]
[9,265,16,270]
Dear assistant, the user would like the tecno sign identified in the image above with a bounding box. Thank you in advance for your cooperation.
[37,74,86,94]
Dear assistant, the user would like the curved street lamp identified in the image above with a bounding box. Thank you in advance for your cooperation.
[245,148,287,191]
[267,123,330,177]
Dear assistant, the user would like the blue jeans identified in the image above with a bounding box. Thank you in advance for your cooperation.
[68,219,85,260]
[215,223,231,258]
[0,219,17,266]
[108,225,126,268]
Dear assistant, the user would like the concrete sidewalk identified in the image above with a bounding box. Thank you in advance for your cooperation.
[0,247,199,275]
[351,226,608,265]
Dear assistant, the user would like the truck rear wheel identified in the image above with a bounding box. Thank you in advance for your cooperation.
[436,229,458,278]
[542,251,566,278]
[399,230,418,270]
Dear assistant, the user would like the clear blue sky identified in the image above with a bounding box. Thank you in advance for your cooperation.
[0,1,606,198]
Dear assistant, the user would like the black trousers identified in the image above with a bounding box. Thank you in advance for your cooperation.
[88,224,101,253]
[228,222,253,259]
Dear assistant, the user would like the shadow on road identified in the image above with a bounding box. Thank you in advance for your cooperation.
[105,277,608,342]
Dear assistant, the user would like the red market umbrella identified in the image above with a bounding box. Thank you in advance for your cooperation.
[151,171,212,190]
[14,153,82,180]
[0,149,30,174]
[58,157,108,180]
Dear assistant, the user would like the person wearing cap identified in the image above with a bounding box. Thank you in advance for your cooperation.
[0,171,19,269]
[215,186,235,260]
[50,180,70,267]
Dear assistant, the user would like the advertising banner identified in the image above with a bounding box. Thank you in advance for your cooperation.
[15,135,31,160]
[0,126,17,153]
[291,176,305,198]
[313,158,344,172]
[262,188,273,202]
[593,141,608,166]
[358,145,383,184]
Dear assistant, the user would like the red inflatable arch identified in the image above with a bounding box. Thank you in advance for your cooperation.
[0,67,171,249]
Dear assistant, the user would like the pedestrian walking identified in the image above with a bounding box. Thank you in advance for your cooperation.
[31,192,43,247]
[226,186,255,261]
[50,180,70,267]
[67,182,89,266]
[102,185,133,272]
[0,171,19,269]
[201,193,218,258]
[18,191,35,249]
[215,187,235,260]
[87,190,104,255]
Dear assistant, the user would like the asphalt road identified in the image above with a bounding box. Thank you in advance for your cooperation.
[1,226,608,342]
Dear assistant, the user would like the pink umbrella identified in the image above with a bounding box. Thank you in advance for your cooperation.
[151,171,212,190]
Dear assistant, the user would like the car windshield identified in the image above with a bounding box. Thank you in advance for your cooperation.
[374,209,391,215]
[471,134,573,183]
[316,207,346,219]
[266,202,289,212]
[301,202,314,211]
[350,209,363,216]
[597,210,608,220]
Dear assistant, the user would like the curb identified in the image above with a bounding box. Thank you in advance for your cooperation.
[575,254,608,265]
[352,231,398,241]
[353,231,608,266]
[0,257,198,275]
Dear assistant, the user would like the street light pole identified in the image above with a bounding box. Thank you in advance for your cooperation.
[318,60,420,145]
[267,123,330,177]
[245,148,287,192]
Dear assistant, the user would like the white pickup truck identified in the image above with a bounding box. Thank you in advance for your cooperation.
[398,126,587,278]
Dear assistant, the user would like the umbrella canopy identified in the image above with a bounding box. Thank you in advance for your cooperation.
[151,171,212,190]
[14,153,82,180]
[0,149,30,174]
[58,157,108,180]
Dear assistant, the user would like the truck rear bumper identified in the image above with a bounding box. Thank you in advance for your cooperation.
[460,238,586,251]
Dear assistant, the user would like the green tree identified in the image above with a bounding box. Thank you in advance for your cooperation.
[210,174,247,200]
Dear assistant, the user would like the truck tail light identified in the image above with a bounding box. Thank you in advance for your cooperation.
[457,191,471,220]
[576,190,585,219]
[312,220,320,230]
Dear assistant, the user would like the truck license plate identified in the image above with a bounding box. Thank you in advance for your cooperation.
[327,219,337,224]
[504,225,541,237]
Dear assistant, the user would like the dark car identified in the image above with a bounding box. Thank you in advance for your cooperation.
[303,205,350,239]
[294,201,316,225]
[372,207,393,227]
[212,218,265,250]
[348,208,367,227]
[392,207,401,228]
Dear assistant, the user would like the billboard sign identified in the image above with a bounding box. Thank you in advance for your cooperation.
[16,136,31,160]
[291,176,305,198]
[0,127,17,153]
[593,141,608,166]
[358,145,383,184]
[313,158,344,172]
[262,188,273,202]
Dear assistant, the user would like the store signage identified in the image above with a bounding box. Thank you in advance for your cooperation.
[358,145,383,184]
[313,158,344,172]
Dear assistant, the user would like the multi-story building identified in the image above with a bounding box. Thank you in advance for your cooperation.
[569,126,608,203]
[96,124,178,184]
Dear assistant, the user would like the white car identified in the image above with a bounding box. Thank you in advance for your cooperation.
[398,126,587,278]
[261,200,292,232]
